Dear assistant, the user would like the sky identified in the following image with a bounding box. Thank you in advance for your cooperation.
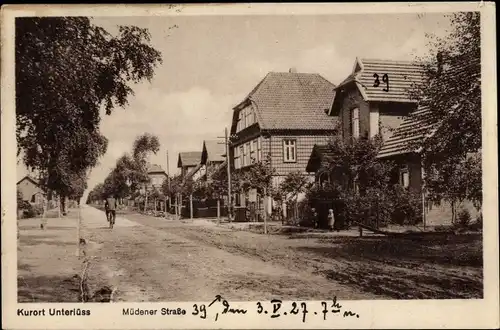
[16,12,453,195]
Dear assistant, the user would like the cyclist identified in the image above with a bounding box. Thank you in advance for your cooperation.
[104,195,117,228]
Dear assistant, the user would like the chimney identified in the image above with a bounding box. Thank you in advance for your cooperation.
[289,67,297,73]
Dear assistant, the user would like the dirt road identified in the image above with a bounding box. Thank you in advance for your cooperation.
[19,205,482,302]
[80,206,380,302]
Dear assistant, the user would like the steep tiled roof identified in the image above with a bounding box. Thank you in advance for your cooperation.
[177,152,202,168]
[201,140,225,164]
[147,164,166,174]
[377,106,438,158]
[239,72,338,131]
[336,58,425,104]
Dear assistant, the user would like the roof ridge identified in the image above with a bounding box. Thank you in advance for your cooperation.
[360,58,423,65]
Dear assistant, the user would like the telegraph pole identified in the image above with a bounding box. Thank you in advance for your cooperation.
[225,128,232,222]
[218,128,233,222]
[166,150,171,214]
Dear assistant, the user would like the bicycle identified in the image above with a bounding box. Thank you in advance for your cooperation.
[108,210,116,229]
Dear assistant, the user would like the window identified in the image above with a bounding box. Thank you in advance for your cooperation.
[237,111,244,132]
[400,165,410,188]
[246,109,254,127]
[250,140,257,163]
[235,146,241,169]
[257,137,262,161]
[283,139,297,163]
[240,145,246,167]
[245,142,251,166]
[351,108,360,139]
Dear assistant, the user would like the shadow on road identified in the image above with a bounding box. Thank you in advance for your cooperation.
[297,235,483,299]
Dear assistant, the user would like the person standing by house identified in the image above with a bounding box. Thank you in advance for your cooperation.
[327,208,336,232]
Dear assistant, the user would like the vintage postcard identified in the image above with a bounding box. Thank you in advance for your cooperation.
[1,2,498,329]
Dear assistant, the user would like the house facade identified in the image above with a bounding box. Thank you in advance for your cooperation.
[147,164,168,190]
[325,58,424,190]
[177,152,202,179]
[17,176,45,204]
[322,57,478,226]
[200,140,226,180]
[229,70,338,215]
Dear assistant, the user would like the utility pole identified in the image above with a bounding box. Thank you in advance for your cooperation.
[166,150,171,216]
[218,128,233,222]
[225,128,232,222]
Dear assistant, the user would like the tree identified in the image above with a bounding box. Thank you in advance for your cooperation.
[16,17,163,210]
[279,171,309,223]
[96,133,160,211]
[409,12,482,213]
[324,135,394,194]
[239,156,275,229]
[240,156,275,197]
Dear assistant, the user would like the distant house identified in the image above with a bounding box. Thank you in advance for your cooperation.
[17,176,45,204]
[147,164,168,190]
[229,70,338,214]
[177,152,202,179]
[200,140,226,180]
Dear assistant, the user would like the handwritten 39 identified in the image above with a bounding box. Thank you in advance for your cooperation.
[192,295,360,322]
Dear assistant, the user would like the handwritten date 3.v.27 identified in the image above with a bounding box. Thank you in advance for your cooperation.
[192,295,360,323]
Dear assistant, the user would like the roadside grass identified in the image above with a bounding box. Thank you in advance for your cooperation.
[17,212,83,303]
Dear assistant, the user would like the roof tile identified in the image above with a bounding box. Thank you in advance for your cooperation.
[178,152,202,168]
[377,106,438,158]
[242,72,338,131]
[202,140,226,163]
[340,58,425,103]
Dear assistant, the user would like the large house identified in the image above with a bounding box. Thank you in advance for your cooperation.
[312,57,478,226]
[228,69,338,215]
[17,175,45,204]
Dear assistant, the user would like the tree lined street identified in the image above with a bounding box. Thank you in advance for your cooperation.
[18,206,482,302]
[14,12,485,305]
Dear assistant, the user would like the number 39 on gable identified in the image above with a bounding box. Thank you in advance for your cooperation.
[373,73,390,92]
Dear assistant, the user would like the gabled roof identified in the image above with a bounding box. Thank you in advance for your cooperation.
[16,175,40,186]
[234,72,338,131]
[201,140,225,164]
[377,106,438,158]
[306,144,336,173]
[147,164,166,174]
[177,152,202,168]
[330,58,425,115]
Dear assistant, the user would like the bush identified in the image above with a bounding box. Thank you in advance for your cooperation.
[469,212,483,231]
[18,200,31,211]
[297,202,314,227]
[32,204,44,216]
[456,207,472,228]
[390,185,422,225]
